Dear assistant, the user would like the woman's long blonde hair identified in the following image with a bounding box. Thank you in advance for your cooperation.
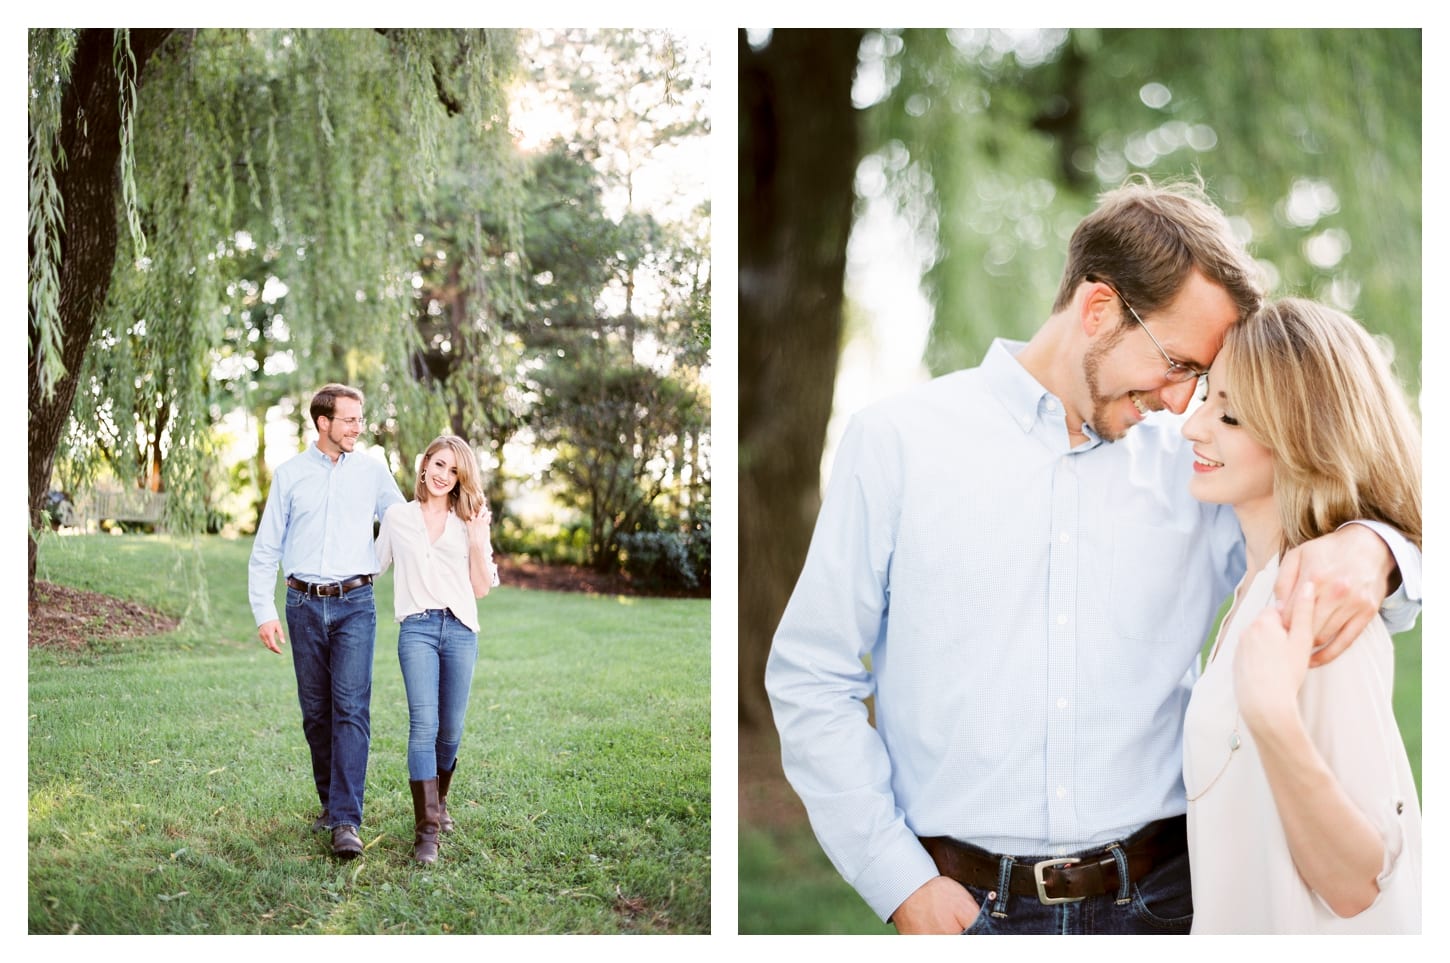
[415,434,487,521]
[1219,297,1420,551]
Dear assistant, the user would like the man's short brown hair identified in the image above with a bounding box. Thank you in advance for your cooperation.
[309,383,365,429]
[1053,175,1264,325]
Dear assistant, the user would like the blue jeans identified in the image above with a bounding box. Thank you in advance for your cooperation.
[396,609,478,782]
[958,844,1193,934]
[284,582,377,829]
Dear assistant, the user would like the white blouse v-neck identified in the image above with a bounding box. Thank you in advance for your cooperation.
[375,500,496,632]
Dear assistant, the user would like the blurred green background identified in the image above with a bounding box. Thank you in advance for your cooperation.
[737,27,1422,935]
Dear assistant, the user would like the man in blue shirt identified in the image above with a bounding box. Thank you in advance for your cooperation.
[249,383,405,859]
[765,180,1421,934]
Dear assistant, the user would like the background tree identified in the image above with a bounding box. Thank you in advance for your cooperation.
[28,28,520,599]
[401,83,530,511]
[507,29,711,581]
[28,28,174,594]
[207,244,303,531]
[531,353,706,572]
[737,27,1422,725]
[737,28,865,727]
[31,27,710,604]
[517,139,711,573]
[868,29,1422,384]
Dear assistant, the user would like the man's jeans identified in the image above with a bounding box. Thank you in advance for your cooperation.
[284,582,377,829]
[396,608,478,782]
[957,846,1193,934]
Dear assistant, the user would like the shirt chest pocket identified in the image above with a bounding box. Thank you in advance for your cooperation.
[1107,523,1194,641]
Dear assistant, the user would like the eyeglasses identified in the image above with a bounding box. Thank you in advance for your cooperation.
[1092,277,1209,384]
[328,417,364,428]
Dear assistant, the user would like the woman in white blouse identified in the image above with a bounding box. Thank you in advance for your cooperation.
[1179,298,1421,933]
[376,434,498,864]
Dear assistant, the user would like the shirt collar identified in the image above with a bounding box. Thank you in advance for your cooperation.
[308,442,348,467]
[981,338,1103,449]
[981,338,1057,433]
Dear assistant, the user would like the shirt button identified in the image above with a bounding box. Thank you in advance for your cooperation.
[1045,398,1058,412]
[1057,614,1068,625]
[1056,698,1068,710]
[1059,532,1070,543]
[1056,786,1067,799]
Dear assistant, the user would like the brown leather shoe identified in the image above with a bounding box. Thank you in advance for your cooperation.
[332,824,363,859]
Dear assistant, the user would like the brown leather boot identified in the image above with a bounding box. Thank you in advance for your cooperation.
[437,762,456,833]
[409,778,441,864]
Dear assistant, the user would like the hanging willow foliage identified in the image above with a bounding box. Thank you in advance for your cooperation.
[43,28,524,535]
[378,28,532,476]
[865,28,1421,395]
[114,30,146,260]
[27,28,77,403]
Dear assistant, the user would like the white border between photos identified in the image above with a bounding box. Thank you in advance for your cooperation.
[7,7,1444,957]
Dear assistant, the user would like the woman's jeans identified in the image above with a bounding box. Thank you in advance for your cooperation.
[397,608,478,782]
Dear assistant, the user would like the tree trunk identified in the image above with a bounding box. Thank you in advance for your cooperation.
[737,29,863,728]
[148,389,170,492]
[28,28,173,599]
[251,402,271,530]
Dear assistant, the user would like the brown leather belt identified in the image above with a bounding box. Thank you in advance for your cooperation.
[286,574,373,597]
[919,815,1186,905]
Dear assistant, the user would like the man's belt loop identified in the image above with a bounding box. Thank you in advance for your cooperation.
[1108,842,1131,904]
[992,856,1014,918]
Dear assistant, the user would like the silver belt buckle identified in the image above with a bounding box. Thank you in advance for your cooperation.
[1033,856,1083,904]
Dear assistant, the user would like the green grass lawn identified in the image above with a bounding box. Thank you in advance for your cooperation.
[29,533,710,934]
[738,820,889,935]
[738,617,1422,935]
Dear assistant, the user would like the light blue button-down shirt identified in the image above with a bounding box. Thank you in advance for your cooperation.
[248,443,406,626]
[765,339,1422,922]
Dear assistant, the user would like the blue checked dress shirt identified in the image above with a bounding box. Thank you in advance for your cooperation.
[765,339,1422,922]
[248,443,406,626]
